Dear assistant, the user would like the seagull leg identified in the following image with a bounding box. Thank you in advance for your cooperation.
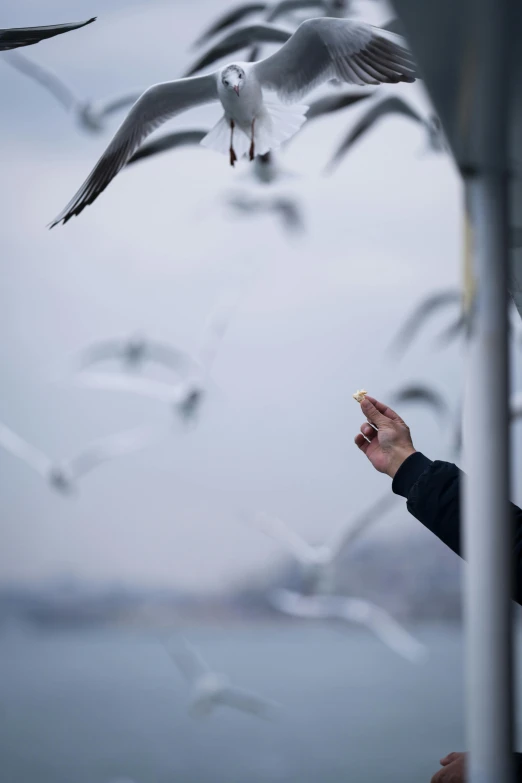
[249,119,255,161]
[229,120,237,167]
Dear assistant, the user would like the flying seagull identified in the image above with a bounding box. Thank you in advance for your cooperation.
[388,289,462,359]
[168,636,278,719]
[0,421,159,495]
[127,90,372,171]
[270,589,426,662]
[67,333,195,373]
[192,0,351,48]
[0,18,95,51]
[227,190,304,234]
[50,18,416,227]
[249,491,397,594]
[2,51,141,133]
[325,95,444,172]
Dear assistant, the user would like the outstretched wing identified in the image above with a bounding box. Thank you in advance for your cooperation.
[219,686,277,718]
[0,18,96,51]
[325,95,425,169]
[67,426,161,480]
[50,74,218,226]
[126,130,208,165]
[305,89,373,121]
[166,636,210,684]
[250,513,318,564]
[253,19,416,102]
[266,0,326,23]
[184,24,291,77]
[387,289,461,358]
[327,491,397,560]
[390,384,450,428]
[2,51,76,110]
[73,372,185,404]
[0,421,51,477]
[192,3,268,48]
[71,339,130,370]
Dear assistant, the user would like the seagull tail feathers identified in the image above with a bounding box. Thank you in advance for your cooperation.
[200,116,250,159]
[254,102,308,156]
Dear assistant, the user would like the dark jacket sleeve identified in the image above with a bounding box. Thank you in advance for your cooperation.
[391,452,522,606]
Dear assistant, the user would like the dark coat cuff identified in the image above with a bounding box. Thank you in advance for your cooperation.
[392,452,433,498]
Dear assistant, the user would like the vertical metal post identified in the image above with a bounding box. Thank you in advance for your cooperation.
[462,2,514,779]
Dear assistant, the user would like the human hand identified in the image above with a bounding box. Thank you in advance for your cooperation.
[430,752,467,782]
[354,395,415,478]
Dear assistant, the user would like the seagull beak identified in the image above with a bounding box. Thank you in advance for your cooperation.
[234,85,240,97]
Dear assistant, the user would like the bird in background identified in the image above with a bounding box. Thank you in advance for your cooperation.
[2,50,141,134]
[325,95,445,173]
[226,190,305,235]
[73,292,239,426]
[167,635,278,719]
[270,589,427,663]
[49,18,416,226]
[0,18,95,51]
[248,491,397,595]
[0,421,160,495]
[66,333,196,375]
[389,383,451,431]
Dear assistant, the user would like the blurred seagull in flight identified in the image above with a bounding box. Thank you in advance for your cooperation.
[2,50,141,133]
[68,333,195,374]
[270,589,427,662]
[0,422,159,495]
[126,130,208,166]
[388,288,462,359]
[250,492,397,594]
[168,636,278,719]
[389,383,450,430]
[325,95,445,172]
[50,18,416,226]
[227,190,304,234]
[192,0,352,49]
[0,18,95,51]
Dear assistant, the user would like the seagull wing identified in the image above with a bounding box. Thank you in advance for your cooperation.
[49,74,219,226]
[2,51,76,110]
[325,95,424,170]
[72,339,130,370]
[126,130,208,166]
[336,597,426,662]
[74,372,184,403]
[305,89,373,121]
[143,339,196,371]
[253,19,416,102]
[433,313,467,349]
[167,636,210,684]
[269,588,327,618]
[272,197,304,233]
[251,513,317,563]
[0,18,96,50]
[0,422,51,477]
[66,426,160,480]
[192,3,268,48]
[218,686,276,718]
[387,289,461,358]
[326,491,397,560]
[266,0,325,23]
[390,384,450,428]
[184,24,291,77]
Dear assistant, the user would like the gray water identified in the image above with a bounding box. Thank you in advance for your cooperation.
[0,623,504,783]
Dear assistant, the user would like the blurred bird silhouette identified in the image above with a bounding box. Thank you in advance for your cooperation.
[389,383,450,430]
[0,422,159,495]
[270,589,426,662]
[0,18,95,51]
[126,130,208,166]
[388,289,462,359]
[67,333,194,374]
[325,96,445,173]
[249,492,397,594]
[227,190,304,234]
[50,18,416,226]
[167,636,278,719]
[2,51,141,133]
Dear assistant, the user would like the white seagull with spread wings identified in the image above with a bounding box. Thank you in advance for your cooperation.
[250,492,397,594]
[50,18,416,226]
[0,421,159,495]
[168,636,278,719]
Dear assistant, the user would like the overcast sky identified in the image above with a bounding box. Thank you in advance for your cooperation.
[1,0,521,592]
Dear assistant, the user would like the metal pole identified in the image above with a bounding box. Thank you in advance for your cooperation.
[462,2,514,778]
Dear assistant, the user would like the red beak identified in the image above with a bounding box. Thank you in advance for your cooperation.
[234,85,240,96]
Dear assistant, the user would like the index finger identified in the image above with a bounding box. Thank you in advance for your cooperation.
[365,396,402,422]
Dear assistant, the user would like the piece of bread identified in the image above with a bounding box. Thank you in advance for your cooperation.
[352,389,368,404]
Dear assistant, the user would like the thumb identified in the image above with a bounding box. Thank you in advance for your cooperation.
[440,752,460,766]
[361,397,388,428]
